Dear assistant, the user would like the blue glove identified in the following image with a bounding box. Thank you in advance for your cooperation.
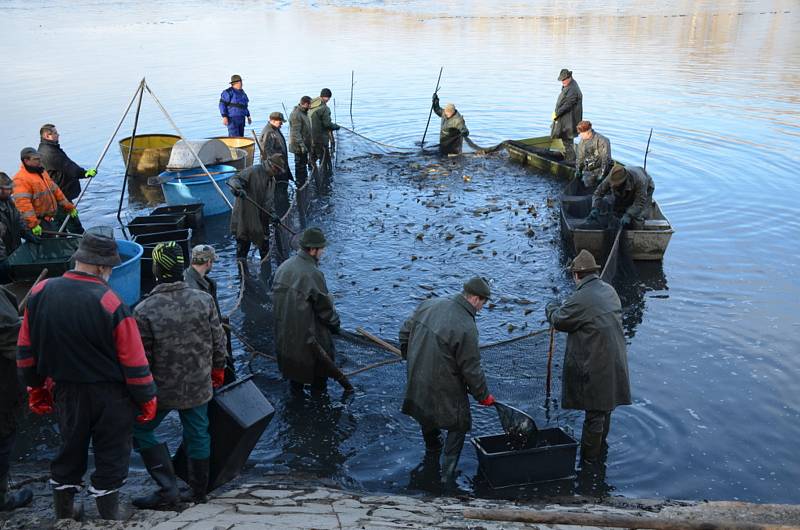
[586,208,600,222]
[620,213,632,226]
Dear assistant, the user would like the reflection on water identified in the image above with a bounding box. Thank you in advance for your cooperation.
[2,0,800,504]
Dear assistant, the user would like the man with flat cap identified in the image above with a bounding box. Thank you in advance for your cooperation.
[260,112,293,219]
[399,277,496,490]
[545,250,631,464]
[575,120,613,188]
[586,162,655,229]
[308,89,340,177]
[17,228,157,520]
[551,68,583,165]
[219,74,252,137]
[432,94,469,155]
[272,227,341,394]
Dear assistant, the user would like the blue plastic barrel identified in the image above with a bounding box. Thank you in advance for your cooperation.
[160,164,236,217]
[110,240,144,307]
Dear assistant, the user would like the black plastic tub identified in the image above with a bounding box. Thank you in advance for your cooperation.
[132,229,191,279]
[7,238,80,281]
[126,214,186,236]
[150,203,204,230]
[472,428,578,489]
[174,375,274,492]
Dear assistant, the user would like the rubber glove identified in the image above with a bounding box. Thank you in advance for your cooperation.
[247,116,253,125]
[136,396,158,424]
[552,111,558,121]
[479,394,496,406]
[586,208,600,221]
[69,208,79,218]
[25,231,41,244]
[231,187,245,198]
[31,225,43,236]
[620,213,632,226]
[432,93,439,103]
[211,368,226,389]
[85,168,97,178]
[28,386,54,415]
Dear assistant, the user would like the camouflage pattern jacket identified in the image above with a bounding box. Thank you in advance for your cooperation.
[134,281,226,410]
[577,130,613,178]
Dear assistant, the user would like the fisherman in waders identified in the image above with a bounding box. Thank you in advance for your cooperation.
[399,277,496,491]
[586,162,654,229]
[308,88,340,178]
[229,153,283,266]
[432,94,469,155]
[575,120,613,188]
[12,147,80,237]
[551,68,583,165]
[545,250,631,466]
[261,111,293,224]
[132,242,227,508]
[17,230,157,521]
[0,172,38,284]
[272,228,341,394]
[0,286,33,512]
[289,96,313,187]
[219,74,252,137]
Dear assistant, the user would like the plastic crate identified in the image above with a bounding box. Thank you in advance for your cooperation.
[132,229,191,279]
[6,238,80,281]
[150,203,204,230]
[127,214,186,236]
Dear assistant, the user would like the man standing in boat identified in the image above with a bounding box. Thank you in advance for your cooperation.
[399,277,496,491]
[432,94,469,155]
[219,74,252,137]
[587,163,655,229]
[289,96,313,188]
[575,120,612,187]
[308,88,340,177]
[551,68,583,165]
[545,250,631,465]
[272,228,341,394]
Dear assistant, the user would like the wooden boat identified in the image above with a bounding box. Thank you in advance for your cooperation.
[504,136,574,179]
[560,178,673,261]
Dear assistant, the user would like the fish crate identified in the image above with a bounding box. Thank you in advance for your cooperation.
[132,229,191,279]
[174,375,274,492]
[126,214,187,236]
[150,203,204,230]
[471,428,578,489]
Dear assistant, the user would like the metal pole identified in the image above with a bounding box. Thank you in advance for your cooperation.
[643,127,654,171]
[420,67,444,148]
[115,82,145,236]
[60,78,144,231]
[144,83,233,210]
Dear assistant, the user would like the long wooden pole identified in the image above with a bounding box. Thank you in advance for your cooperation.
[18,268,48,313]
[644,127,654,170]
[310,338,354,392]
[463,507,799,530]
[356,327,402,357]
[420,67,444,148]
[349,70,355,130]
[545,326,555,398]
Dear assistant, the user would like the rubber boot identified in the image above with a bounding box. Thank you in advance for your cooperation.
[0,473,33,511]
[580,429,604,465]
[601,413,612,450]
[53,486,83,521]
[132,443,179,509]
[187,458,209,504]
[95,490,120,520]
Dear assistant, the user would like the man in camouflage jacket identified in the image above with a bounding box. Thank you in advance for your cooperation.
[132,242,227,508]
[575,121,613,187]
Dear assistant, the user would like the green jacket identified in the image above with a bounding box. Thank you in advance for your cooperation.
[289,105,312,155]
[308,97,340,150]
[577,130,612,177]
[433,100,469,155]
[551,79,583,139]
[228,163,276,246]
[272,250,341,384]
[134,282,227,410]
[399,294,490,432]
[592,165,655,220]
[546,275,631,412]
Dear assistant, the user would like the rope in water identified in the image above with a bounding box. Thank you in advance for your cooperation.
[338,126,416,152]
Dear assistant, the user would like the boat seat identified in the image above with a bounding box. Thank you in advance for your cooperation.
[643,219,671,230]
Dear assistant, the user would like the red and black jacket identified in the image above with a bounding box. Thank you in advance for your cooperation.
[17,271,155,404]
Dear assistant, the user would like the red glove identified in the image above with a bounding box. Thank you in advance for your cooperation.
[211,368,225,389]
[479,394,496,406]
[136,397,158,424]
[27,386,54,415]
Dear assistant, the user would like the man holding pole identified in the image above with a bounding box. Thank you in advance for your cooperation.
[432,94,469,155]
[399,277,495,490]
[260,112,293,219]
[308,89,340,177]
[551,68,583,165]
[545,250,631,464]
[272,228,341,394]
[289,96,313,188]
[219,75,252,137]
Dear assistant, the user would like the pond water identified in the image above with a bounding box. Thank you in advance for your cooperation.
[1,0,799,504]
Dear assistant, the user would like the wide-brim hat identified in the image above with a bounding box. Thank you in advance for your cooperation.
[299,227,327,248]
[558,68,572,81]
[463,276,491,300]
[230,74,242,84]
[73,231,121,267]
[568,249,601,273]
[608,163,627,186]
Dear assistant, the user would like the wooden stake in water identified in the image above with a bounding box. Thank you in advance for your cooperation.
[349,70,355,130]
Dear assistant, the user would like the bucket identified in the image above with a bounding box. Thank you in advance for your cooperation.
[160,164,236,217]
[471,428,578,489]
[109,240,143,307]
[211,136,255,167]
[174,375,274,492]
[119,134,181,178]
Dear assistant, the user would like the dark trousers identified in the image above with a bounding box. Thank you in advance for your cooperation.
[227,116,245,137]
[0,431,14,480]
[294,152,308,188]
[236,238,269,260]
[560,134,576,163]
[51,382,136,491]
[274,181,290,219]
[420,423,467,483]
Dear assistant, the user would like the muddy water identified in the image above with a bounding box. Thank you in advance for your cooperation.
[1,0,799,504]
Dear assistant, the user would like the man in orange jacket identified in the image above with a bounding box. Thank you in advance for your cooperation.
[12,148,79,236]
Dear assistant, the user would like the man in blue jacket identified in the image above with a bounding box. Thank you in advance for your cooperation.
[219,75,252,137]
